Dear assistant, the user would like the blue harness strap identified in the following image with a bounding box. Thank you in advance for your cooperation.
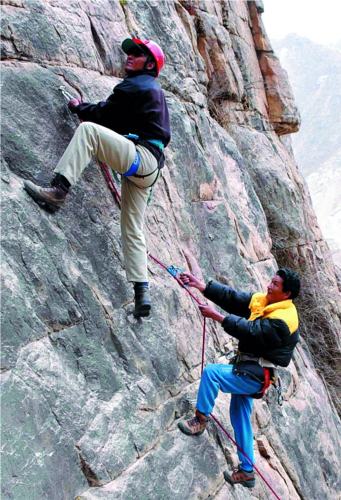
[122,133,164,177]
[123,152,141,177]
[125,133,139,141]
[147,139,164,151]
[125,133,164,152]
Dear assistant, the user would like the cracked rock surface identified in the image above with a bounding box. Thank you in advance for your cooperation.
[1,1,341,499]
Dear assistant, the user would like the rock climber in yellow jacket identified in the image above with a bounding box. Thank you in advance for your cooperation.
[178,267,300,489]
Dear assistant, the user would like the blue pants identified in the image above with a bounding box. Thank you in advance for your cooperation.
[196,363,262,472]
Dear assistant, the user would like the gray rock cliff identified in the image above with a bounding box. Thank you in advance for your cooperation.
[1,1,341,499]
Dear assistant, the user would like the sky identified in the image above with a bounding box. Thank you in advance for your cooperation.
[262,0,341,46]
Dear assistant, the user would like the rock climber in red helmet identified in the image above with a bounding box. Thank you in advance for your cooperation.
[24,37,171,318]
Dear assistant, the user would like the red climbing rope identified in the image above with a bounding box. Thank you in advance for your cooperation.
[60,89,122,208]
[99,162,121,207]
[210,414,281,500]
[201,317,207,375]
[147,254,203,305]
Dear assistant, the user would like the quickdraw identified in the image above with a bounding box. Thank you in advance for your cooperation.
[274,375,283,406]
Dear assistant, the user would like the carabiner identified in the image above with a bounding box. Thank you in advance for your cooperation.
[166,265,183,278]
[58,85,75,101]
[275,376,283,406]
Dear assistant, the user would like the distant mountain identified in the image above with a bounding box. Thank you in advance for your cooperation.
[274,34,341,264]
[331,39,341,52]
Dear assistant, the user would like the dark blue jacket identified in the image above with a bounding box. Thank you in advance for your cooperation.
[74,73,171,147]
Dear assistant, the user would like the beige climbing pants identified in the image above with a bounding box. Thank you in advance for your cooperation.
[54,121,159,282]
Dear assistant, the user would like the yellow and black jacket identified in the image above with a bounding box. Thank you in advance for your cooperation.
[204,280,299,367]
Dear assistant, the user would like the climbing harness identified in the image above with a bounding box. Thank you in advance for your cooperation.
[231,352,276,399]
[263,367,271,395]
[122,152,141,177]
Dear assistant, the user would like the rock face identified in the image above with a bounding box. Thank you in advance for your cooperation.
[248,1,300,135]
[1,1,340,499]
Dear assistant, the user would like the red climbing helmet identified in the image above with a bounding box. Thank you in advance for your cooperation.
[121,38,165,76]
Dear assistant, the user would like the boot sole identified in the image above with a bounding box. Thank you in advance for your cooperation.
[223,470,255,488]
[177,422,205,436]
[133,304,151,318]
[24,182,63,213]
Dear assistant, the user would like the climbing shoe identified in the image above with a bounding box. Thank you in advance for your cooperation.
[177,411,208,436]
[224,466,256,488]
[24,174,69,211]
[133,283,151,318]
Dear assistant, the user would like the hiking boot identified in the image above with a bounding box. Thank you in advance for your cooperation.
[24,180,67,211]
[24,175,69,211]
[224,466,255,488]
[133,283,151,318]
[178,411,208,436]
